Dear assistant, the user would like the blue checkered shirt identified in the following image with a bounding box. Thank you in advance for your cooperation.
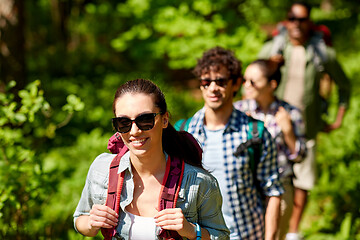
[234,99,307,178]
[187,107,284,240]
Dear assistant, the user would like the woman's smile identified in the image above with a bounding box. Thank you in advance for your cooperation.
[129,137,148,147]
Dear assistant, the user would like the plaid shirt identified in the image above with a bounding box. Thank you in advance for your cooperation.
[234,99,307,178]
[187,107,284,240]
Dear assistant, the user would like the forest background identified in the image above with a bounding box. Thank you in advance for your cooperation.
[1,0,359,239]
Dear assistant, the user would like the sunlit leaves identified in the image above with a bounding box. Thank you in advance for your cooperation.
[0,80,84,238]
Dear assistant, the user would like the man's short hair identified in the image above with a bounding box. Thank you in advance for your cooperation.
[193,46,242,83]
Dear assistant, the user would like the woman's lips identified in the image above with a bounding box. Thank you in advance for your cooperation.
[130,138,147,147]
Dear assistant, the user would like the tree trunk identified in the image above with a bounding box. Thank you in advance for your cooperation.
[0,0,25,92]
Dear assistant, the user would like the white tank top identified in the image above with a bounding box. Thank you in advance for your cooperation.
[126,211,157,239]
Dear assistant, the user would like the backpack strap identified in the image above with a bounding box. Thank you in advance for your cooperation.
[175,118,192,131]
[248,119,265,200]
[101,146,128,240]
[247,119,264,174]
[157,156,185,240]
[233,118,263,158]
[233,118,265,198]
[103,135,186,240]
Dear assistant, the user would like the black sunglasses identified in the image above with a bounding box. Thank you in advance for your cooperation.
[200,78,231,88]
[288,17,308,23]
[242,78,257,87]
[112,112,162,133]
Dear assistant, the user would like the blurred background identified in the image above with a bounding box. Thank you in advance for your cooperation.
[0,0,359,239]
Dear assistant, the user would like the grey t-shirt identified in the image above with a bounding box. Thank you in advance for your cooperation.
[203,127,239,240]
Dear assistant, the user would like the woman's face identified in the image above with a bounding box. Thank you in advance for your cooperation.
[243,64,274,101]
[114,92,169,158]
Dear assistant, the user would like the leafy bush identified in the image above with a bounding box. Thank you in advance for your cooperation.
[0,81,83,239]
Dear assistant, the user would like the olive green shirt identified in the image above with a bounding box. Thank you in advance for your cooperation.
[258,35,351,139]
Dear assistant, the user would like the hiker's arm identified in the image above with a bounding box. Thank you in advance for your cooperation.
[265,196,281,240]
[257,129,283,196]
[155,172,229,239]
[323,105,346,132]
[75,205,118,237]
[323,50,350,133]
[275,107,296,154]
[258,129,283,240]
[276,106,307,162]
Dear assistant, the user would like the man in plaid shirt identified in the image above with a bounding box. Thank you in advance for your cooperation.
[176,47,283,240]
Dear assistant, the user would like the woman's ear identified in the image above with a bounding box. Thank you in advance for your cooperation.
[270,79,278,90]
[162,112,169,128]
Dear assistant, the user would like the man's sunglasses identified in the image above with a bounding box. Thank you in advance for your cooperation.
[112,112,162,133]
[199,78,231,88]
[288,17,308,23]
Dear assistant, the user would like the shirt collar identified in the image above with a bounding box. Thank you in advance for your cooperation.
[118,151,132,174]
[193,107,243,133]
[251,98,280,113]
[117,151,169,174]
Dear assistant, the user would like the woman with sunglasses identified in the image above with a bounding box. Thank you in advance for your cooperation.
[233,59,307,240]
[74,79,229,239]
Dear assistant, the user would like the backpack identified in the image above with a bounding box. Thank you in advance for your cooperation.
[175,117,265,199]
[269,22,329,72]
[102,132,187,240]
[233,118,265,200]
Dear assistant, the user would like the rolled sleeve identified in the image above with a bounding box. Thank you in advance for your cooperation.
[73,153,114,232]
[286,108,307,163]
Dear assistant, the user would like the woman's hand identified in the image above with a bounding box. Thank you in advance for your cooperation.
[76,204,119,237]
[154,208,197,239]
[275,106,296,154]
[275,107,293,135]
[88,204,119,230]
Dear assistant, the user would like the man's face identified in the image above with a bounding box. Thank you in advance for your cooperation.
[286,4,311,43]
[199,65,241,112]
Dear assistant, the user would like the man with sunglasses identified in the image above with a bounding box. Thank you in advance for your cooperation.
[258,2,351,240]
[176,46,284,240]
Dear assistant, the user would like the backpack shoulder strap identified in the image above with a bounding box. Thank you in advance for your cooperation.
[247,118,264,173]
[174,118,192,131]
[102,148,186,240]
[159,156,185,209]
[247,118,266,201]
[233,118,263,158]
[157,156,185,239]
[101,147,128,240]
[233,117,265,201]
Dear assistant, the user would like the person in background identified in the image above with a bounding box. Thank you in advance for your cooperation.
[74,79,229,239]
[258,2,351,240]
[234,59,307,240]
[176,46,284,240]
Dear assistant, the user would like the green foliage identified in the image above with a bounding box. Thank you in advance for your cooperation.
[0,81,83,239]
[302,93,360,239]
[4,0,360,239]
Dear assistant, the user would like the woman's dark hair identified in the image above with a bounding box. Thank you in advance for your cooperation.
[113,79,203,169]
[193,46,242,83]
[250,59,285,87]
